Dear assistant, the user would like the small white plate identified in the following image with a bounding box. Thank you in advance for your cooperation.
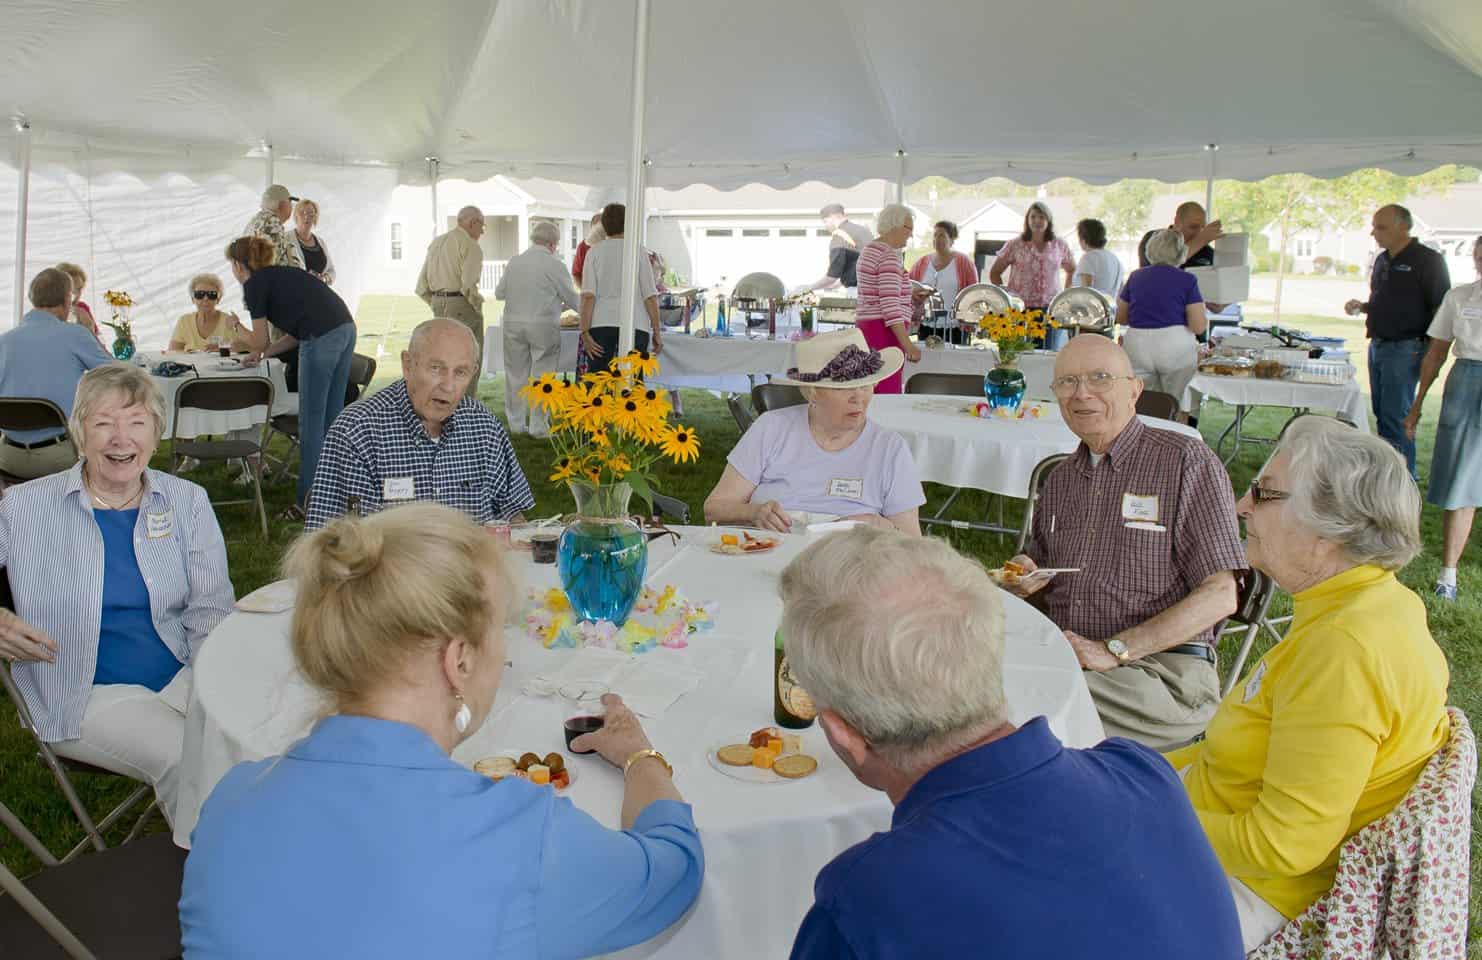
[706,740,821,784]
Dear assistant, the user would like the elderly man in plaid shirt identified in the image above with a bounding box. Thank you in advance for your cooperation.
[1006,336,1245,749]
[304,318,535,530]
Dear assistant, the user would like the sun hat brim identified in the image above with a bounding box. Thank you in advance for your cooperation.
[772,345,905,389]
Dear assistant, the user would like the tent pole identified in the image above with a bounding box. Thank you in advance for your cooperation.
[428,157,440,236]
[617,0,652,359]
[12,118,32,328]
[1204,143,1217,216]
[896,150,907,203]
[264,141,274,188]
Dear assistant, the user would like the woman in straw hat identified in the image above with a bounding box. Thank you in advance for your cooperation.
[703,329,924,535]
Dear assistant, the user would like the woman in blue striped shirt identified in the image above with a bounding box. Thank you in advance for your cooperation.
[0,365,234,824]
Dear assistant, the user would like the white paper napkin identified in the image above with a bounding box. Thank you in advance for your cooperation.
[235,580,295,614]
[524,647,702,719]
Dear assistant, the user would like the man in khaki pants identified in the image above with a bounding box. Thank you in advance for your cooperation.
[415,206,487,397]
[0,268,113,479]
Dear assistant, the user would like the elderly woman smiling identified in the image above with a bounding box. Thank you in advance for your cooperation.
[169,273,252,353]
[704,329,924,534]
[1165,417,1451,951]
[181,503,702,956]
[0,364,234,822]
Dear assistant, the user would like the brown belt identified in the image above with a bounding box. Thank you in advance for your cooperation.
[3,433,68,450]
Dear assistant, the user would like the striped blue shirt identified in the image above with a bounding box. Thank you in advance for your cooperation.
[1,464,235,741]
[304,380,536,529]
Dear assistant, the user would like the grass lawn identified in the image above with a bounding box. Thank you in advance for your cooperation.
[3,295,1477,949]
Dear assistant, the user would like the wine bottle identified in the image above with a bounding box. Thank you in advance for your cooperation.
[774,628,816,729]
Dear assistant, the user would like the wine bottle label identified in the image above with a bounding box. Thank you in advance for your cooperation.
[776,656,817,721]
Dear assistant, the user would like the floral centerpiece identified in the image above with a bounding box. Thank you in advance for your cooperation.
[520,352,700,626]
[977,307,1049,411]
[101,289,137,360]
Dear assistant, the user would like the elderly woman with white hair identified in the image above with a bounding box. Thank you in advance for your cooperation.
[854,203,923,393]
[169,273,252,353]
[988,200,1077,311]
[1115,227,1208,411]
[704,329,924,534]
[0,364,234,822]
[781,527,1243,958]
[496,219,582,435]
[1166,417,1450,952]
[287,198,337,285]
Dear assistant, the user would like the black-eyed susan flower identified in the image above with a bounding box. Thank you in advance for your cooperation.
[660,423,701,464]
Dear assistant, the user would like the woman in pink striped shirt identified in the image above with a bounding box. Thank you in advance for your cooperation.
[855,204,922,394]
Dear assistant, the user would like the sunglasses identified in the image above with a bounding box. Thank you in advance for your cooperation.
[193,290,220,301]
[1247,479,1291,504]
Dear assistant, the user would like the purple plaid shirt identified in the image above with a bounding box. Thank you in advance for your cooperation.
[1025,418,1245,645]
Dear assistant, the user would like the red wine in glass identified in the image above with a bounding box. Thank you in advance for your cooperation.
[564,715,605,752]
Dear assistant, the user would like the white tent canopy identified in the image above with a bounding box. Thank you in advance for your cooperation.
[3,0,1482,188]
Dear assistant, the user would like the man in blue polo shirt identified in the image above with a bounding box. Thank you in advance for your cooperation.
[0,267,113,479]
[779,527,1242,960]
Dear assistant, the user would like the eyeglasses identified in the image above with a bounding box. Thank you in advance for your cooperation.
[193,290,219,301]
[1247,479,1291,504]
[1049,372,1138,397]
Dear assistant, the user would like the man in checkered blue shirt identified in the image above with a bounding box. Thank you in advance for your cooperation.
[305,319,535,530]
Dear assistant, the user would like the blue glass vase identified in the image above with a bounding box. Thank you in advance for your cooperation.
[111,336,136,361]
[984,364,1026,412]
[558,481,649,626]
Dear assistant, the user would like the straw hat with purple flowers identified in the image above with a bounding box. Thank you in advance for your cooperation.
[773,329,904,390]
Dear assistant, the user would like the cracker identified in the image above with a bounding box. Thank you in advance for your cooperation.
[717,744,755,766]
[772,754,818,779]
[474,757,516,780]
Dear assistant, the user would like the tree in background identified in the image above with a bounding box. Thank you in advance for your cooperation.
[1095,179,1156,240]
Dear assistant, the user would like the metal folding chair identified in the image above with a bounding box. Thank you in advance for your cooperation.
[1219,566,1283,696]
[266,352,377,483]
[726,395,754,434]
[1134,390,1181,421]
[168,376,274,536]
[750,382,806,415]
[650,491,691,524]
[905,372,981,396]
[0,799,187,959]
[0,397,78,484]
[1012,453,1072,552]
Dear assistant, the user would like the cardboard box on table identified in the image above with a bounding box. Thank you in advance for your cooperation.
[1187,233,1251,304]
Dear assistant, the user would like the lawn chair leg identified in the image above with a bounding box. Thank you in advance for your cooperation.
[123,799,159,843]
[1221,622,1261,697]
[38,751,107,858]
[0,800,59,866]
[253,459,268,537]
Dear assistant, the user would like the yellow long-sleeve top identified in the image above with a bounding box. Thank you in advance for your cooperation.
[1165,564,1449,919]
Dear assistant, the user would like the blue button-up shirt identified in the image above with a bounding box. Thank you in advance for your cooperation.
[1,464,235,741]
[790,717,1243,959]
[0,309,113,442]
[304,379,536,529]
[181,715,704,959]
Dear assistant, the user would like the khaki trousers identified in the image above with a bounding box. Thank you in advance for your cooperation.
[0,437,78,480]
[430,293,485,397]
[1084,650,1220,750]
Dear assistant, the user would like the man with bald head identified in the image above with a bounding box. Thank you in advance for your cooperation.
[416,205,490,397]
[1004,336,1245,749]
[304,318,534,529]
[1344,204,1450,477]
[1139,201,1224,270]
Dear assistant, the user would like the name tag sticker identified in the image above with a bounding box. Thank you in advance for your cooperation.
[383,477,415,501]
[146,511,174,539]
[1121,493,1160,523]
[1242,660,1268,703]
[1461,305,1482,322]
[827,478,864,500]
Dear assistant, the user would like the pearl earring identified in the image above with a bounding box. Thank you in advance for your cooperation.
[453,693,471,734]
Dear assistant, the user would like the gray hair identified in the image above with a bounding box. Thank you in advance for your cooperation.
[69,364,165,450]
[408,317,478,363]
[1272,416,1421,570]
[1144,228,1189,267]
[819,203,846,219]
[29,268,72,309]
[187,272,224,300]
[456,205,484,228]
[529,219,560,246]
[875,203,914,236]
[779,527,1008,771]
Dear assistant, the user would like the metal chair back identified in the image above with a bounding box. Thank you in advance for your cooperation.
[1135,390,1181,421]
[174,375,273,414]
[0,397,69,435]
[1015,453,1071,553]
[1219,566,1279,696]
[906,372,982,396]
[169,377,275,536]
[347,353,378,402]
[751,383,806,414]
[726,395,755,434]
[650,491,691,524]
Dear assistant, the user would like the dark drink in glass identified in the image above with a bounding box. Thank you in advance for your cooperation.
[563,715,605,752]
[220,345,232,358]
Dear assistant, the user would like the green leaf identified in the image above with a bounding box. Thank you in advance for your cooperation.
[623,469,655,514]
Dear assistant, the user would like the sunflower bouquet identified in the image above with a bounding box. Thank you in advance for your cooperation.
[978,307,1049,365]
[101,289,135,340]
[520,351,700,516]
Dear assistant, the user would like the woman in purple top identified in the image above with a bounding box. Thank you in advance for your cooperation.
[1117,229,1208,414]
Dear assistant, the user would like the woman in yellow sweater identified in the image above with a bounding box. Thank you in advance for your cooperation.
[1166,417,1450,952]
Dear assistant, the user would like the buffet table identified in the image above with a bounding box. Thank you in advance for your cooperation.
[142,352,296,438]
[1182,373,1368,465]
[175,527,1104,959]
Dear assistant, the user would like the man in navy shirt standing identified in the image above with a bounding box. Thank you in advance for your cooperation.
[1345,204,1451,478]
[779,527,1242,960]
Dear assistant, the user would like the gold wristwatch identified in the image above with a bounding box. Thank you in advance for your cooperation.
[1105,637,1132,664]
[624,748,674,778]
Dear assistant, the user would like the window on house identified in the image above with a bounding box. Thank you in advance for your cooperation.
[390,222,403,261]
[705,229,733,237]
[742,229,770,238]
[779,229,806,237]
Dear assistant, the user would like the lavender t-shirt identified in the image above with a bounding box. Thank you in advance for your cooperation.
[727,405,925,518]
[1119,265,1203,330]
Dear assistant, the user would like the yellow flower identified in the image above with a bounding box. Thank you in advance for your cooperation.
[549,456,578,482]
[621,350,660,379]
[611,395,653,435]
[580,457,604,483]
[544,588,570,613]
[521,373,568,414]
[604,452,633,476]
[640,386,673,418]
[660,423,701,463]
[569,386,615,430]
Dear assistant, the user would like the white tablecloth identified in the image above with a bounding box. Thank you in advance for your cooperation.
[1183,374,1369,432]
[175,527,1104,959]
[868,396,1202,499]
[144,352,297,438]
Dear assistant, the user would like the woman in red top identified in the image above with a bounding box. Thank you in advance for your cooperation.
[909,221,978,345]
[855,204,923,394]
[571,213,604,286]
[57,261,104,343]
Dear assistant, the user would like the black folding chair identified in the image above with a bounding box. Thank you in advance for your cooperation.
[650,492,691,525]
[0,397,77,485]
[751,382,806,415]
[1134,390,1181,421]
[168,377,273,536]
[268,352,377,482]
[1219,566,1281,696]
[726,395,754,434]
[905,372,982,396]
[1014,453,1072,553]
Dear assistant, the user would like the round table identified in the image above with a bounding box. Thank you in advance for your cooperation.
[867,395,1202,500]
[175,526,1104,959]
[143,351,297,438]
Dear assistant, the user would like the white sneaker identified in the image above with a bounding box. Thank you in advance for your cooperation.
[177,456,201,472]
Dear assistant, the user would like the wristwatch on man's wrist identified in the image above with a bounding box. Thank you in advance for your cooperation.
[1104,637,1131,665]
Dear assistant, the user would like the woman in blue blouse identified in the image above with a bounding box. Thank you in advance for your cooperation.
[180,503,703,958]
[0,365,235,823]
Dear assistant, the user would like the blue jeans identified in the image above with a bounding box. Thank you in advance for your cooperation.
[1369,338,1425,478]
[296,322,357,506]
